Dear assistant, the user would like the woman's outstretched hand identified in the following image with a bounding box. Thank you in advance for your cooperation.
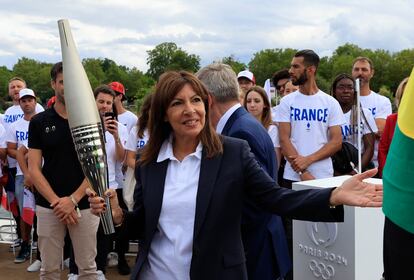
[330,168,383,207]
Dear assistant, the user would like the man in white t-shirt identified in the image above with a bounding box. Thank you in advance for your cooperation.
[351,57,392,167]
[4,77,44,171]
[4,77,44,126]
[108,81,137,230]
[3,77,44,249]
[94,86,128,191]
[6,88,39,263]
[109,81,138,132]
[276,49,344,183]
[276,50,344,279]
[94,85,129,276]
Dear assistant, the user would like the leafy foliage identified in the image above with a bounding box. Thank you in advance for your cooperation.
[219,55,247,74]
[1,43,413,114]
[146,42,200,80]
[248,48,297,86]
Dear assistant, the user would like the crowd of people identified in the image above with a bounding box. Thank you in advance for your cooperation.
[0,48,407,280]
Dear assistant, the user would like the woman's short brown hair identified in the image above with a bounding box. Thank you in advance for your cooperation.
[139,71,222,164]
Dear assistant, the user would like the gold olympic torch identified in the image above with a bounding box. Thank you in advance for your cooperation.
[58,19,115,234]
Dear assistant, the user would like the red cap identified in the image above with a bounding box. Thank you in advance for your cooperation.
[108,81,125,95]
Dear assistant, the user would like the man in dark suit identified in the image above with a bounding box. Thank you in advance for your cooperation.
[197,63,291,279]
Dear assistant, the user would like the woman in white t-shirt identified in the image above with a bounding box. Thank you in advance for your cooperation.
[331,73,378,174]
[243,86,281,165]
[123,94,152,212]
[125,93,152,169]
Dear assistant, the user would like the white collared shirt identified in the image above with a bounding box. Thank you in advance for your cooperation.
[216,103,241,134]
[140,137,203,280]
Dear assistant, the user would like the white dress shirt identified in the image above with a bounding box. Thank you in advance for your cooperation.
[216,103,241,134]
[140,136,203,280]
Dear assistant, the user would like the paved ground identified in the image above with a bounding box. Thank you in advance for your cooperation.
[0,208,134,279]
[0,242,134,280]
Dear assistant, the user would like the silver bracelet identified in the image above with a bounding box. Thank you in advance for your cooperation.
[70,195,81,218]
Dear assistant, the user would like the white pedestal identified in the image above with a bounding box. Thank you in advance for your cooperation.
[292,176,384,280]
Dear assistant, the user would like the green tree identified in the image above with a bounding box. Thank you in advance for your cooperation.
[124,67,155,108]
[83,58,106,89]
[101,58,129,84]
[363,49,393,93]
[219,55,247,74]
[323,44,364,88]
[388,49,414,93]
[12,57,53,102]
[317,56,334,93]
[248,48,297,86]
[332,43,363,57]
[0,66,13,110]
[146,42,200,80]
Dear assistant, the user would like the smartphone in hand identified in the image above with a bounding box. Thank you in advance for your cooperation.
[104,112,115,120]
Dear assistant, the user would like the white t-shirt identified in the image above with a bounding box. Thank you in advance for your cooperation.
[360,91,392,166]
[275,90,345,181]
[105,122,128,189]
[126,126,149,152]
[6,118,30,176]
[271,106,279,122]
[267,124,280,148]
[360,91,392,120]
[3,104,44,124]
[341,108,378,151]
[0,124,6,149]
[3,104,44,168]
[0,124,6,178]
[118,110,138,133]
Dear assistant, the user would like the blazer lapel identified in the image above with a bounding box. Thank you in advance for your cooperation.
[131,159,168,280]
[144,159,169,239]
[193,150,223,239]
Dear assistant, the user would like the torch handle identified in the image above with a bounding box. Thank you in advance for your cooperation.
[100,196,115,234]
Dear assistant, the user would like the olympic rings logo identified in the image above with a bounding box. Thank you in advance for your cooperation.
[309,260,335,279]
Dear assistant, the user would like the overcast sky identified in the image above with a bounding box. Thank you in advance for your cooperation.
[1,0,413,72]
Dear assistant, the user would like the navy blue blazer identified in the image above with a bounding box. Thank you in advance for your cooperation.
[222,106,291,279]
[128,136,343,280]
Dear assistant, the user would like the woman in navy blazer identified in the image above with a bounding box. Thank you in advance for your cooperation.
[88,71,382,280]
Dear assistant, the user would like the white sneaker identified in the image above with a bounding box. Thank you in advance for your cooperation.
[97,270,107,280]
[27,260,42,272]
[67,273,78,280]
[107,252,118,267]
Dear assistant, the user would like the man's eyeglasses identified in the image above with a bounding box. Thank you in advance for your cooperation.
[276,80,289,91]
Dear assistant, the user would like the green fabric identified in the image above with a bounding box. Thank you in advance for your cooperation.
[383,125,414,234]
